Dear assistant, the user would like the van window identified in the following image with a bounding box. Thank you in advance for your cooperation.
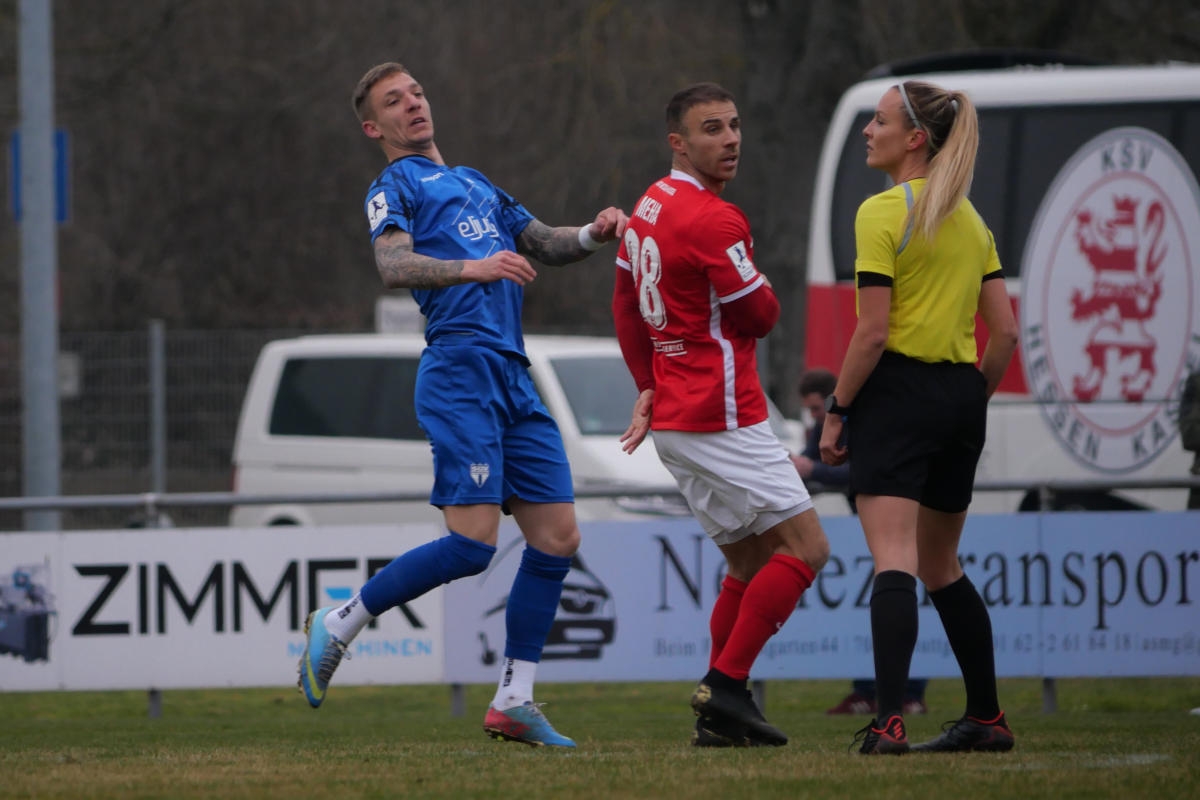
[827,100,1199,284]
[548,355,638,435]
[269,356,423,440]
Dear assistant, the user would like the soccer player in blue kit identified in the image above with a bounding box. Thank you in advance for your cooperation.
[297,62,628,748]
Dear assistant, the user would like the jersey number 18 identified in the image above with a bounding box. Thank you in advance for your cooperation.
[624,229,667,331]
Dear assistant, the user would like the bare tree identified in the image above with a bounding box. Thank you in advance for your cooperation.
[1,0,1198,409]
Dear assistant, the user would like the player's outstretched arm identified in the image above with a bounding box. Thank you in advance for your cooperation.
[375,228,538,288]
[517,207,628,266]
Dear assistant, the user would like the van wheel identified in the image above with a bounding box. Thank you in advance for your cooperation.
[1017,490,1148,512]
[268,518,299,526]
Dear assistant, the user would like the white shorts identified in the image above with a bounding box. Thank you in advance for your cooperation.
[653,421,813,546]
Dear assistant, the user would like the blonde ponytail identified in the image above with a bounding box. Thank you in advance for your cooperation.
[900,83,979,241]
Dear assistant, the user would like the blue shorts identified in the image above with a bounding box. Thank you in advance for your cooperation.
[415,342,575,508]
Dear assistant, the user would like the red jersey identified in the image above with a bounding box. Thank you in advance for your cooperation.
[614,171,779,432]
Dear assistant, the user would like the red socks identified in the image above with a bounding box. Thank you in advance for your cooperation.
[713,554,815,680]
[708,575,748,668]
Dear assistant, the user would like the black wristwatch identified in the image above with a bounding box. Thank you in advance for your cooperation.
[824,394,851,416]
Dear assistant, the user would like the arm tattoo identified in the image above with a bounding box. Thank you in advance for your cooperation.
[374,230,466,289]
[517,219,590,266]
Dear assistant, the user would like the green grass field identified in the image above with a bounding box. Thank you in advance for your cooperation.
[3,677,1198,799]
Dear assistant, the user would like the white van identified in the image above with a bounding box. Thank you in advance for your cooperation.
[804,57,1200,511]
[230,333,806,527]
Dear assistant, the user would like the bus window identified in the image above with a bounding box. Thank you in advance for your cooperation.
[829,109,1015,282]
[1010,105,1177,272]
[830,111,888,282]
[968,109,1013,271]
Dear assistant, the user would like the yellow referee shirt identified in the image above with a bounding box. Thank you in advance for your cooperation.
[854,179,1002,364]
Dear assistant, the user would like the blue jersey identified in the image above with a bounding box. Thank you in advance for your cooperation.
[364,155,534,357]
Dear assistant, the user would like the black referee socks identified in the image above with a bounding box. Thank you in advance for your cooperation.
[870,570,919,720]
[930,574,1001,720]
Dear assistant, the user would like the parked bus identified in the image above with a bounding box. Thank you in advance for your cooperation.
[804,56,1200,512]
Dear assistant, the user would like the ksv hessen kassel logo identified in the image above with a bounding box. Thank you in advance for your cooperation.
[1020,127,1200,472]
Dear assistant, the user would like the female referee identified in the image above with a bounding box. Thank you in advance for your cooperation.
[818,80,1019,755]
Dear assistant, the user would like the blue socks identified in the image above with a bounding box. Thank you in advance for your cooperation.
[357,535,570,666]
[504,546,572,662]
[359,530,496,615]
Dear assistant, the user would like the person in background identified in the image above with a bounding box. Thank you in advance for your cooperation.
[614,82,830,748]
[819,79,1019,754]
[827,678,928,717]
[1179,370,1200,510]
[1187,354,1200,723]
[792,368,853,502]
[297,61,628,749]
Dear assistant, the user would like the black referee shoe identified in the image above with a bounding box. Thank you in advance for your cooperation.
[852,714,910,755]
[910,712,1014,753]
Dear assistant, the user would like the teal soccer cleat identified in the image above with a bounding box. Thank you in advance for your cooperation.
[483,702,576,748]
[297,607,349,708]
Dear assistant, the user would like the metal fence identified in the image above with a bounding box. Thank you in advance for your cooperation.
[2,326,1198,532]
[0,325,315,530]
[2,476,1197,521]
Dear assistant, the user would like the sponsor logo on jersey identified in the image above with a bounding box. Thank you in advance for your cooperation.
[725,240,756,281]
[367,191,389,231]
[652,338,687,357]
[1020,127,1200,472]
[458,214,499,242]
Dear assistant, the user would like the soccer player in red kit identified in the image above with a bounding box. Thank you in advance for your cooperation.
[612,82,830,747]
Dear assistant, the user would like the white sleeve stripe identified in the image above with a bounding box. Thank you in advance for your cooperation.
[718,275,764,303]
[616,257,632,271]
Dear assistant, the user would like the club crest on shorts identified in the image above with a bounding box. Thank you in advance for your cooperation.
[1020,126,1200,472]
[470,463,490,487]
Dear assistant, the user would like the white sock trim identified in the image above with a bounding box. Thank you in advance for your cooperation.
[322,593,374,643]
[491,657,538,710]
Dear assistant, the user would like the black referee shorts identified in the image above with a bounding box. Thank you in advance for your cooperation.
[846,350,988,513]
